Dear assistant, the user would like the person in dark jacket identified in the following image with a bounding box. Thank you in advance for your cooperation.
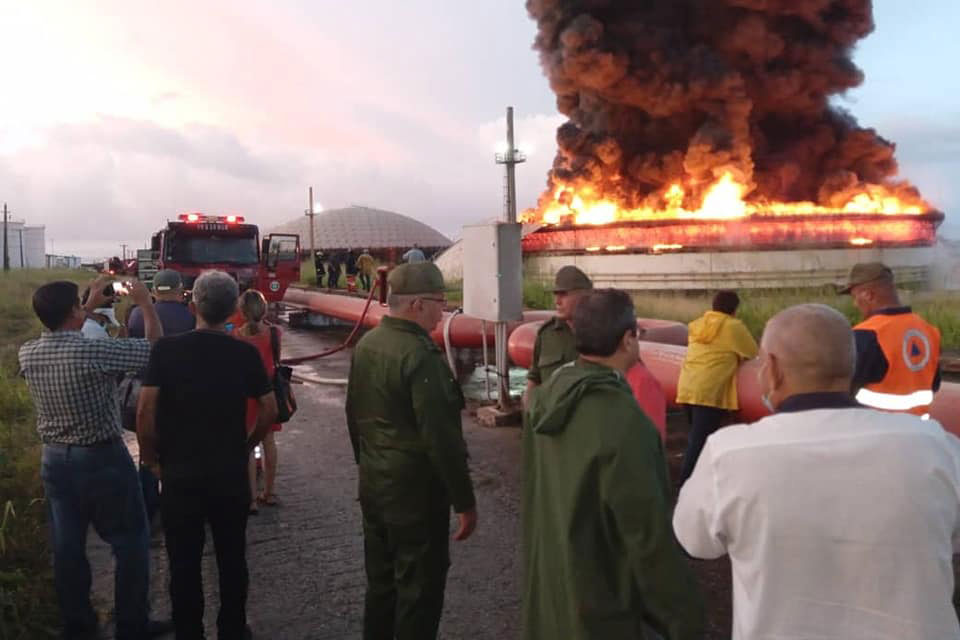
[345,262,477,640]
[127,269,195,528]
[327,252,342,289]
[523,289,705,640]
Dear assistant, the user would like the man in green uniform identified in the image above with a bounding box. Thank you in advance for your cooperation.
[523,289,705,640]
[524,265,593,406]
[345,262,478,640]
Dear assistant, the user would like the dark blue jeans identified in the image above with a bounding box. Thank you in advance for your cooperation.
[41,439,150,640]
[680,405,732,484]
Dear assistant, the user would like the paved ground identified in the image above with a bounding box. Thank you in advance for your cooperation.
[91,326,526,639]
[85,321,960,639]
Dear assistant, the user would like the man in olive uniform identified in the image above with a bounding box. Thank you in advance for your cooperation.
[523,289,705,640]
[345,262,478,640]
[524,265,593,406]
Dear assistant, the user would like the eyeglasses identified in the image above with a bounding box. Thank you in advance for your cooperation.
[419,297,446,304]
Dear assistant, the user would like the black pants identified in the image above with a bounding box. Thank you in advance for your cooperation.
[680,405,732,483]
[161,479,249,640]
[359,273,372,291]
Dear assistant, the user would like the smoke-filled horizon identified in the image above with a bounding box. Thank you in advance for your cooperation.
[527,0,924,212]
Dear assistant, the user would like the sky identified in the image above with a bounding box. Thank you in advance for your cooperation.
[0,0,958,260]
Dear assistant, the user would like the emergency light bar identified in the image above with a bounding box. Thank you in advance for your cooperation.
[178,213,245,224]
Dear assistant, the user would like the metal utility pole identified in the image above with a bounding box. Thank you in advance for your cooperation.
[496,106,526,223]
[493,107,527,409]
[305,186,317,279]
[2,203,9,272]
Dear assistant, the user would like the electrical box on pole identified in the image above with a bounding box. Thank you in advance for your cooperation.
[462,222,523,323]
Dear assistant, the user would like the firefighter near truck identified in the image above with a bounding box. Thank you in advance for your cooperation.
[137,213,300,302]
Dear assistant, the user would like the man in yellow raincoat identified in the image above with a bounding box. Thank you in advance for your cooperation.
[676,291,758,482]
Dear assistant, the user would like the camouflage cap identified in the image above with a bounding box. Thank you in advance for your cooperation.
[552,265,593,293]
[388,262,445,295]
[839,262,893,294]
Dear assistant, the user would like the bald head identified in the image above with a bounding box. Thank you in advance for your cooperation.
[761,304,855,392]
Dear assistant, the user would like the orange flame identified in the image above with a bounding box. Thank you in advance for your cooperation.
[527,172,928,227]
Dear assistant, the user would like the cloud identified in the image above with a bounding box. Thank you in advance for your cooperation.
[48,117,304,184]
[0,109,568,259]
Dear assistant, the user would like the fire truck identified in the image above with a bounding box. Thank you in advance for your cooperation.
[137,213,300,303]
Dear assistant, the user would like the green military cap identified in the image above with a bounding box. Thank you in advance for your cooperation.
[839,262,893,294]
[552,265,593,293]
[388,262,445,295]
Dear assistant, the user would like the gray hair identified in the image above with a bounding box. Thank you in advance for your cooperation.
[192,270,239,324]
[387,292,418,312]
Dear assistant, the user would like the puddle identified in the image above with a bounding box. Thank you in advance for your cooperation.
[460,366,529,402]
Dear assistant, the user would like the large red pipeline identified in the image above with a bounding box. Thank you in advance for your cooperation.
[284,286,555,350]
[284,286,960,436]
[507,320,960,437]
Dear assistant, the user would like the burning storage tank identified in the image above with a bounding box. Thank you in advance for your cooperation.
[521,0,941,290]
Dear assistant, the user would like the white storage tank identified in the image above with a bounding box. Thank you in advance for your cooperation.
[1,221,46,269]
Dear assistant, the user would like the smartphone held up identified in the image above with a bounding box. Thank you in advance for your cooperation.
[104,281,131,297]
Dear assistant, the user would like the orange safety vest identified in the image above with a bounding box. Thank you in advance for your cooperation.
[854,312,940,417]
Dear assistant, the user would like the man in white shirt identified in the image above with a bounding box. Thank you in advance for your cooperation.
[674,303,960,640]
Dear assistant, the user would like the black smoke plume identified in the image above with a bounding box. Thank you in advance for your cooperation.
[527,0,924,212]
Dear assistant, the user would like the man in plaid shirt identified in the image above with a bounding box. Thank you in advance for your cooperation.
[19,276,170,639]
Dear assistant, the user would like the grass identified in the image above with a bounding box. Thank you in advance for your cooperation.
[0,269,91,639]
[299,258,320,286]
[630,287,960,349]
[438,279,554,311]
[300,257,960,349]
[442,274,960,349]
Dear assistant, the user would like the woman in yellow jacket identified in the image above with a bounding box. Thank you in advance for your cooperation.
[676,291,758,482]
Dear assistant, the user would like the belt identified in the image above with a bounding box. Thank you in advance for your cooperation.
[44,437,123,448]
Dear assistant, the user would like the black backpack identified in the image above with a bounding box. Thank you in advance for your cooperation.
[270,326,297,423]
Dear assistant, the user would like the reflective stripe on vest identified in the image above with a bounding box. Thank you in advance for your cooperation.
[855,311,940,415]
[855,387,934,412]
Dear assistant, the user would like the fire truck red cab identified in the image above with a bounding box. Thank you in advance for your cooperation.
[143,213,300,302]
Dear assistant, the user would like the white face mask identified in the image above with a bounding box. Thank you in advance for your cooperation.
[758,355,776,413]
[761,392,775,413]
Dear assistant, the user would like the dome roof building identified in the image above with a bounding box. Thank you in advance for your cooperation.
[270,205,451,254]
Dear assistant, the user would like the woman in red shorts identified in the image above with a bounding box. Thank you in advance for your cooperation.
[232,290,282,513]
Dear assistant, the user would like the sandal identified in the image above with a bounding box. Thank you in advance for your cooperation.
[249,502,259,515]
[257,493,279,506]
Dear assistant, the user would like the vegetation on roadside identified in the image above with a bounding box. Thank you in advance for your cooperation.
[0,269,89,639]
[300,257,960,349]
[630,288,960,349]
[446,275,960,350]
[299,258,319,286]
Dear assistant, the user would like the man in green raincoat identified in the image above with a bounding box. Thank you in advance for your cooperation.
[524,265,593,406]
[523,289,705,640]
[345,262,478,640]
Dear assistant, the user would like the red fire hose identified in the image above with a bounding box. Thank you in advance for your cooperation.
[280,276,384,366]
